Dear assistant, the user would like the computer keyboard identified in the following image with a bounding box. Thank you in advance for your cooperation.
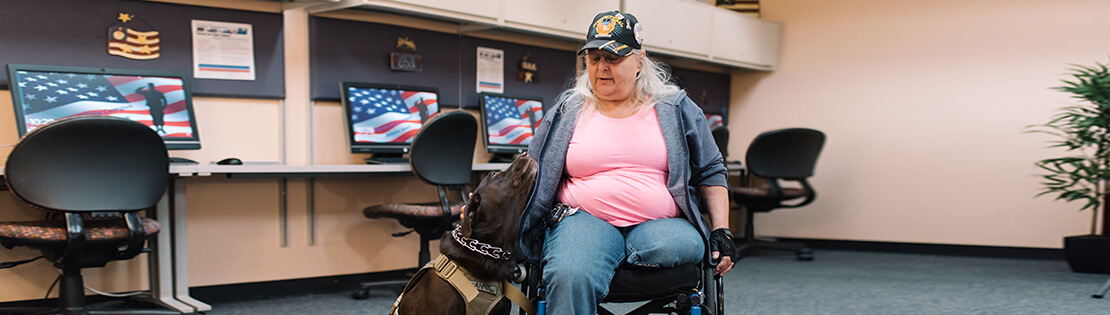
[169,157,199,164]
[364,156,409,164]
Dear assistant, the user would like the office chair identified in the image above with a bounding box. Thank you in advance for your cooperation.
[1094,277,1110,299]
[712,126,729,161]
[729,127,825,261]
[352,111,477,300]
[0,116,176,314]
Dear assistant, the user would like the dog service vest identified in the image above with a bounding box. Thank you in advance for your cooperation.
[390,255,534,315]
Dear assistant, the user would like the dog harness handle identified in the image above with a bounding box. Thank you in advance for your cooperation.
[503,279,537,315]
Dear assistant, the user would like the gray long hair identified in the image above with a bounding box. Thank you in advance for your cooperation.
[567,49,681,113]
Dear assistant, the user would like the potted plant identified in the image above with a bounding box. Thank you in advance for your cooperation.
[1030,60,1110,274]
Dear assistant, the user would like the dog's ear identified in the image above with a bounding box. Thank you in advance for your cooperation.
[513,168,531,187]
[461,193,481,236]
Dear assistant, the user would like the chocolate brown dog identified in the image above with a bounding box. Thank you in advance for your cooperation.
[391,153,539,315]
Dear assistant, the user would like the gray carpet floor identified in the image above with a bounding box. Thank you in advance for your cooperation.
[202,250,1110,314]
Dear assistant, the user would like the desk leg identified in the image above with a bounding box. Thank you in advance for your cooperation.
[150,186,196,313]
[171,179,212,312]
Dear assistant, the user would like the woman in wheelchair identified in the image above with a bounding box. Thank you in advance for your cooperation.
[517,10,736,314]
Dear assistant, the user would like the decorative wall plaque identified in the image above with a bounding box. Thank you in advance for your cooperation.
[107,13,161,60]
[389,36,423,72]
[517,54,538,83]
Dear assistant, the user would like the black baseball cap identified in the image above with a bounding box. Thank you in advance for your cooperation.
[578,10,643,56]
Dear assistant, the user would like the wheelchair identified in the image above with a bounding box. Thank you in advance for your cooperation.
[518,244,725,315]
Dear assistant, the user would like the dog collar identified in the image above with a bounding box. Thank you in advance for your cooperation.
[451,226,512,261]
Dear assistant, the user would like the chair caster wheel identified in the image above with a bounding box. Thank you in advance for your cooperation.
[352,289,370,300]
[796,248,814,261]
[1094,294,1104,299]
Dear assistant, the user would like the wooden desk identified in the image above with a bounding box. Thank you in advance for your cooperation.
[150,163,510,313]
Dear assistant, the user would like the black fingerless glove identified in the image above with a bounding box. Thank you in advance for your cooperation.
[709,228,736,261]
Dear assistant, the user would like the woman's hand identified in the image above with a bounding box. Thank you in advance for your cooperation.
[701,186,735,275]
[709,228,736,275]
[712,252,734,276]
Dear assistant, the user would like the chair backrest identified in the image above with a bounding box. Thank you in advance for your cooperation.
[711,126,729,160]
[409,111,478,186]
[745,128,826,179]
[4,116,170,212]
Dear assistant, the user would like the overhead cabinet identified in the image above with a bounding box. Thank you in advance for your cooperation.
[623,0,714,59]
[306,0,782,70]
[390,0,500,20]
[502,0,620,40]
[710,7,782,69]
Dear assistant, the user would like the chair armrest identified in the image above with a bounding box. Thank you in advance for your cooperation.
[60,213,86,264]
[777,178,816,209]
[114,212,147,260]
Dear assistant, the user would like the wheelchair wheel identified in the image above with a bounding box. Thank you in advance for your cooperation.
[699,267,722,315]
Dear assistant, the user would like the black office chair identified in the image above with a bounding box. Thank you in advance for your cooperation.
[352,111,477,300]
[0,116,176,314]
[712,126,730,161]
[729,128,825,261]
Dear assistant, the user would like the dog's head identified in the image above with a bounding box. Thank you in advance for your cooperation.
[458,153,539,251]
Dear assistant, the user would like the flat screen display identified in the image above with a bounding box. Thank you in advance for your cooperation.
[479,92,544,155]
[6,64,201,150]
[341,82,440,154]
[706,114,724,129]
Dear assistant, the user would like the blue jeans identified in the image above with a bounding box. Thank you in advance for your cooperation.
[541,211,704,314]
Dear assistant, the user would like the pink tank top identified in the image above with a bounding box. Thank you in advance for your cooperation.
[557,105,679,227]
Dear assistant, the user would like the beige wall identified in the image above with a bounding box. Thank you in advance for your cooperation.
[727,0,1110,248]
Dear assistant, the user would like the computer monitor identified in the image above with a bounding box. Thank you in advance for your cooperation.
[478,92,543,162]
[341,82,440,163]
[706,114,724,129]
[6,64,201,150]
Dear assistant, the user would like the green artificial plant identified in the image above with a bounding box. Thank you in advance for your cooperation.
[1031,61,1110,236]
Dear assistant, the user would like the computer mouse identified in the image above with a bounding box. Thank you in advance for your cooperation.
[216,157,243,165]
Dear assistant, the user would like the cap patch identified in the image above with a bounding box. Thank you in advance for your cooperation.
[592,15,624,38]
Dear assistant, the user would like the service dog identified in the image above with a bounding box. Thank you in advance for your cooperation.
[391,153,539,315]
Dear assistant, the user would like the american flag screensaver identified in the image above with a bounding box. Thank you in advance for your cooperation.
[705,114,724,129]
[483,95,543,145]
[347,87,439,144]
[12,70,195,138]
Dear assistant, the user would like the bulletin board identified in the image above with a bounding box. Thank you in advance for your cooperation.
[309,17,462,106]
[673,68,731,115]
[308,17,577,111]
[458,37,577,110]
[0,0,285,99]
[307,16,730,115]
